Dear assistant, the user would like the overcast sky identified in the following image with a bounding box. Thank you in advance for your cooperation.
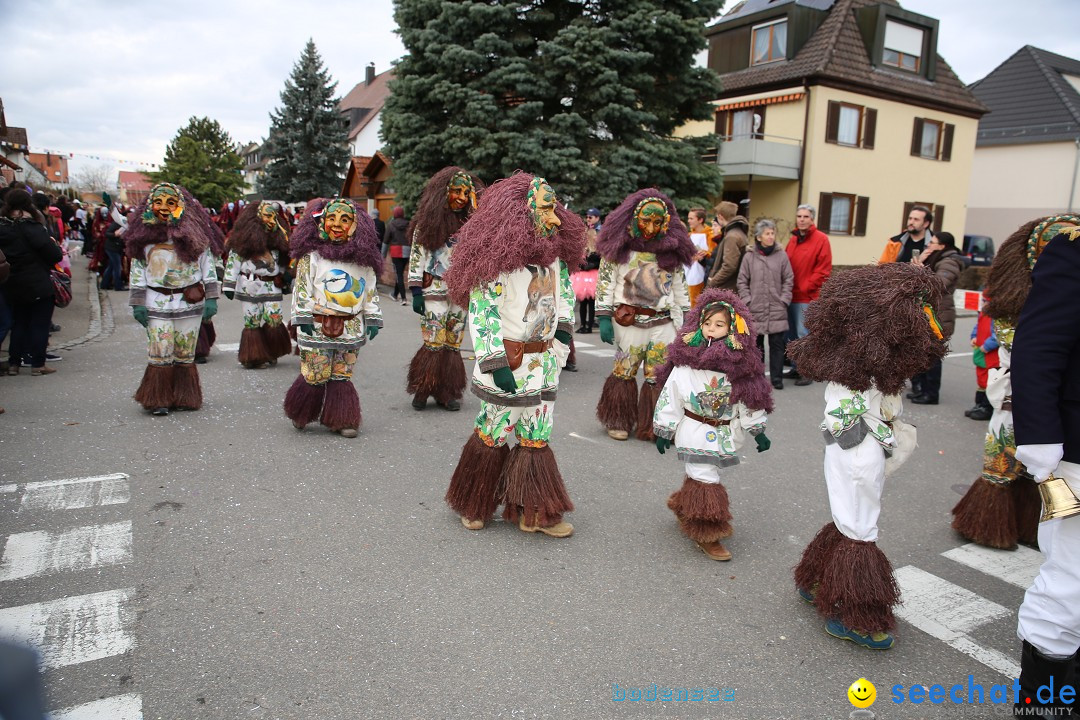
[3,0,1079,182]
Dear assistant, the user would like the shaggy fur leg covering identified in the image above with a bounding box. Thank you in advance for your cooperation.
[195,320,216,358]
[320,379,361,432]
[433,349,467,405]
[500,444,574,527]
[635,381,661,441]
[793,522,846,596]
[238,327,272,366]
[171,364,203,410]
[814,536,899,632]
[445,431,511,522]
[666,476,733,542]
[1011,475,1042,546]
[596,374,638,432]
[284,375,325,428]
[950,476,1018,549]
[134,364,174,410]
[264,323,293,359]
[406,346,441,400]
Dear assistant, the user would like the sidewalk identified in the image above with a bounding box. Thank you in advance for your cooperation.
[49,253,114,352]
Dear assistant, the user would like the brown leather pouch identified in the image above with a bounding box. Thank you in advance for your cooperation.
[614,304,637,327]
[182,283,206,303]
[422,272,434,289]
[320,315,345,338]
[503,340,525,371]
[272,274,285,289]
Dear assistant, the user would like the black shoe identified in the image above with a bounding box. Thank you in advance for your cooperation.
[968,405,993,421]
[151,407,169,416]
[963,406,975,417]
[575,326,592,334]
[910,393,938,405]
[564,363,578,372]
[412,393,427,410]
[795,376,813,386]
[771,378,784,390]
[905,390,922,399]
[194,356,208,364]
[782,369,800,379]
[50,323,61,333]
[442,398,461,411]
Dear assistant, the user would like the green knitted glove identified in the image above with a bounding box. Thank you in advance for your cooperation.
[366,325,379,340]
[412,294,425,315]
[598,316,614,345]
[295,323,314,335]
[224,290,235,300]
[132,305,149,327]
[554,329,572,346]
[655,436,671,454]
[491,366,517,394]
[755,432,771,453]
[201,298,217,320]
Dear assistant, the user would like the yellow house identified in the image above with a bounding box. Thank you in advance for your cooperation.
[693,0,987,264]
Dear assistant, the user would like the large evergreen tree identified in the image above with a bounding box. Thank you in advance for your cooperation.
[153,117,243,210]
[259,40,350,201]
[382,0,724,213]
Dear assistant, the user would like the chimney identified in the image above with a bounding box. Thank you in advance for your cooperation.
[366,63,376,86]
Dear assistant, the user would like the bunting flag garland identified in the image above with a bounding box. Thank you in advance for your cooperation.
[0,138,160,168]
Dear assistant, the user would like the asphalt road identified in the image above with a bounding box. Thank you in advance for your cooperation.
[0,257,1036,720]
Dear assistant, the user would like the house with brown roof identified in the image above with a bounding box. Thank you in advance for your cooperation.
[0,98,32,187]
[691,0,986,264]
[117,170,154,207]
[339,64,397,212]
[966,46,1080,239]
[27,152,69,189]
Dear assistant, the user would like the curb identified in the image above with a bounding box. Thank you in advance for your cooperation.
[52,275,114,351]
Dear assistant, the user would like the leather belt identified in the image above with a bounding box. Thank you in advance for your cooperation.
[148,284,196,296]
[684,409,730,427]
[1001,396,1012,411]
[505,339,553,355]
[619,303,657,317]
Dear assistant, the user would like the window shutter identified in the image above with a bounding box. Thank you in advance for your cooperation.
[818,193,833,233]
[826,101,840,144]
[933,205,944,235]
[911,118,924,156]
[863,108,877,149]
[715,111,729,139]
[941,123,954,161]
[854,196,869,236]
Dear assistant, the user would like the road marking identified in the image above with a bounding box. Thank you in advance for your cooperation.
[894,566,1019,678]
[216,342,240,351]
[51,693,143,720]
[0,588,135,669]
[568,432,603,445]
[574,340,597,348]
[579,349,615,357]
[0,522,132,582]
[941,543,1043,590]
[0,474,130,512]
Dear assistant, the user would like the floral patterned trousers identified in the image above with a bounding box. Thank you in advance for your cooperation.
[299,348,359,385]
[474,399,556,449]
[611,322,674,384]
[147,316,201,366]
[241,300,284,330]
[420,299,466,351]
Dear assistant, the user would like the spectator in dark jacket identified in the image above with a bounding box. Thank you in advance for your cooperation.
[0,189,62,375]
[102,212,127,291]
[706,201,748,291]
[909,231,965,404]
[384,206,411,304]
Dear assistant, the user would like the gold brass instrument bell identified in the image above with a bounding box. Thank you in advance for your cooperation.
[1038,475,1080,522]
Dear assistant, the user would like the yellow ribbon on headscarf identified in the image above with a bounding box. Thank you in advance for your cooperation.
[923,302,944,340]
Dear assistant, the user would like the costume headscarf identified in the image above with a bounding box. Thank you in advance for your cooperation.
[124,184,222,264]
[444,172,586,308]
[654,288,774,412]
[408,166,484,252]
[595,188,696,272]
[228,201,290,260]
[787,263,948,395]
[289,197,383,274]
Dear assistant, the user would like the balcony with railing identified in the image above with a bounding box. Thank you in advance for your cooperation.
[702,132,802,181]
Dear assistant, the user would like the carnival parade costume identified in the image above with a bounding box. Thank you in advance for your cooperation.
[594,189,693,442]
[653,289,773,561]
[405,167,483,411]
[442,173,586,536]
[283,198,383,438]
[789,263,947,649]
[126,183,223,415]
[222,201,293,368]
[951,215,1080,549]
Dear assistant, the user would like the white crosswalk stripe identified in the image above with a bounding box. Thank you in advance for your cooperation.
[0,521,132,582]
[0,473,130,511]
[941,542,1043,590]
[50,693,143,720]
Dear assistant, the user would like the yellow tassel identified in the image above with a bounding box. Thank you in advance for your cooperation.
[923,304,944,340]
[734,313,748,336]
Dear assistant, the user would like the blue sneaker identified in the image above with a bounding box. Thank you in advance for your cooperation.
[825,618,894,650]
[798,586,815,605]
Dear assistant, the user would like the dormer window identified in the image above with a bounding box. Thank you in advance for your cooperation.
[883,20,924,73]
[751,19,787,65]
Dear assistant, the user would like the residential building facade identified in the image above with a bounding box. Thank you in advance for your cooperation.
[339,63,396,213]
[696,0,985,264]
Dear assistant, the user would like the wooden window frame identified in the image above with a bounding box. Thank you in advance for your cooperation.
[825,101,877,149]
[819,192,870,236]
[716,105,766,141]
[910,118,954,161]
[883,48,921,73]
[750,19,787,66]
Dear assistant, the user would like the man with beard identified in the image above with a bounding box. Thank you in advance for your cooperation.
[405,167,483,411]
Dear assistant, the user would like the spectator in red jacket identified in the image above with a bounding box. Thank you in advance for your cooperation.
[783,203,832,386]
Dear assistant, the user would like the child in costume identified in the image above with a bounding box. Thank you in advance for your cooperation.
[951,215,1079,549]
[222,201,293,368]
[964,308,998,421]
[789,262,948,650]
[126,183,222,416]
[442,173,585,537]
[406,166,484,412]
[283,198,383,438]
[653,289,774,561]
[595,189,694,442]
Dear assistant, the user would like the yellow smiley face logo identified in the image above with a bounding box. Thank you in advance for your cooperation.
[847,678,876,708]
